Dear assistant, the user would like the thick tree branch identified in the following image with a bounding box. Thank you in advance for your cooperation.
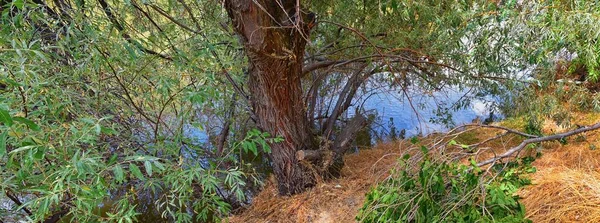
[322,64,368,138]
[451,124,540,139]
[302,60,339,75]
[476,122,600,167]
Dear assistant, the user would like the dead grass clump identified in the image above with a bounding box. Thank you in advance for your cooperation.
[518,129,600,222]
[518,168,600,222]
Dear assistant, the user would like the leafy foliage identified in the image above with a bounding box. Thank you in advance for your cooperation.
[0,1,267,222]
[357,144,533,223]
[2,0,600,221]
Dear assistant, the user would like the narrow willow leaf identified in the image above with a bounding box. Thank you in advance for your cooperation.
[114,165,124,183]
[13,117,40,131]
[0,108,13,126]
[108,154,118,165]
[9,145,37,154]
[129,163,145,180]
[144,160,152,177]
[153,160,165,171]
[33,148,45,160]
[94,123,101,135]
[0,131,7,157]
[13,0,24,9]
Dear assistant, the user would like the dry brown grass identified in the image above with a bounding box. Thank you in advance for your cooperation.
[228,141,410,223]
[517,130,600,222]
[515,112,600,223]
[230,112,600,222]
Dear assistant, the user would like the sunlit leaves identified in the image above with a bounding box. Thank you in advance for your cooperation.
[358,146,532,222]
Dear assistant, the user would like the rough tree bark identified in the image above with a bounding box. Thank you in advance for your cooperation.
[224,0,319,195]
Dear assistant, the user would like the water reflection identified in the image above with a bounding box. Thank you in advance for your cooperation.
[350,85,500,141]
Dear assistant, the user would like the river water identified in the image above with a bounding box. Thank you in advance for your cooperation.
[354,86,499,139]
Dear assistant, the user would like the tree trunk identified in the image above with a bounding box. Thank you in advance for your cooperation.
[224,0,317,195]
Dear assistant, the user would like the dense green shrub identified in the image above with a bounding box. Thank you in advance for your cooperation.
[357,145,533,223]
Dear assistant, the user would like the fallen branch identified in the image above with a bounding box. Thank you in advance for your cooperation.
[450,124,540,139]
[476,122,600,167]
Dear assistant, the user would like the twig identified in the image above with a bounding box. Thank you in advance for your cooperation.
[5,190,33,216]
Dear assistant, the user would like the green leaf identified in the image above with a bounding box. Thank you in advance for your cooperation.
[144,160,153,177]
[0,108,13,126]
[12,0,24,9]
[32,50,48,62]
[108,154,118,165]
[125,155,156,162]
[33,147,45,160]
[94,123,101,135]
[0,131,7,157]
[129,163,145,180]
[9,145,38,154]
[448,140,457,146]
[114,165,124,183]
[13,117,40,131]
[100,126,117,135]
[242,141,258,156]
[153,161,165,171]
[420,145,428,154]
[410,137,419,144]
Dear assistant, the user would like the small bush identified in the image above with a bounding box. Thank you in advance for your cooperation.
[357,146,533,223]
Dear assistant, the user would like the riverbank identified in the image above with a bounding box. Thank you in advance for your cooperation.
[230,112,600,222]
[229,141,406,223]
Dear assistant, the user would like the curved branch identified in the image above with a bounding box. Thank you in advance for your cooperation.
[321,64,368,137]
[97,0,172,61]
[476,122,600,167]
[450,124,540,139]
